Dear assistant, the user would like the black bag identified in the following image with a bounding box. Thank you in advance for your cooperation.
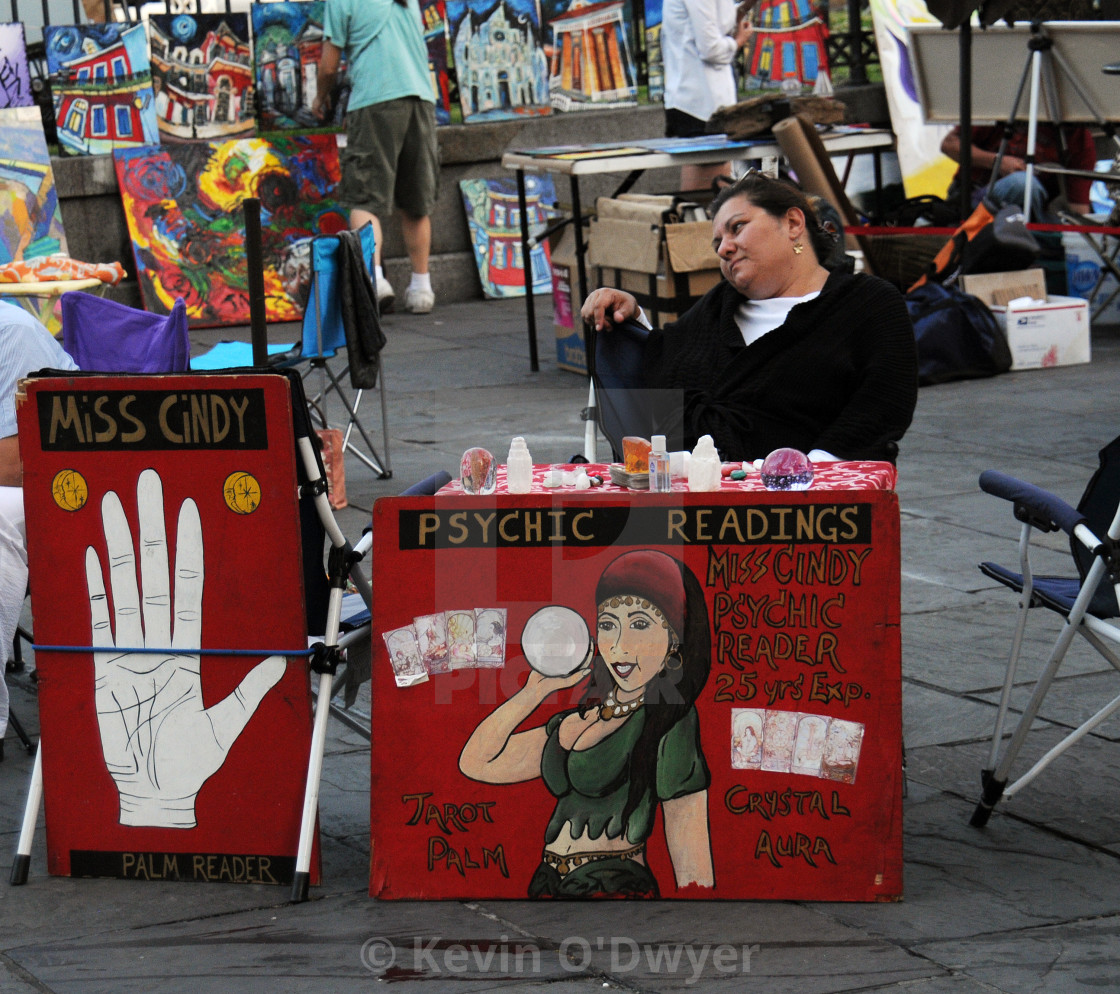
[905,282,1012,386]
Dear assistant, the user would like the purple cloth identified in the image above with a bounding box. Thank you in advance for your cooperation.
[61,294,190,373]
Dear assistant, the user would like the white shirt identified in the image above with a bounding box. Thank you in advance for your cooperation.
[662,0,740,122]
[0,302,77,438]
[734,291,821,347]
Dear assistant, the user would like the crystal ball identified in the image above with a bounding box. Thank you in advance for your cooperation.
[460,446,496,495]
[521,606,591,677]
[760,447,814,491]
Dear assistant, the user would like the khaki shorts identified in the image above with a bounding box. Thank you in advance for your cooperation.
[340,96,440,217]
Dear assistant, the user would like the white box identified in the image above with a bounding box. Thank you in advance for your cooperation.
[991,295,1091,370]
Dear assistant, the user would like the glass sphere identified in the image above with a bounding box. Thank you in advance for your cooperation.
[760,447,814,491]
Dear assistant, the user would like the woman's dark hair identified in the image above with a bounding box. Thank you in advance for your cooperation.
[577,554,711,837]
[709,172,837,262]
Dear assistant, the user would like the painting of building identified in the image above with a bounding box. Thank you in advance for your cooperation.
[746,0,830,90]
[459,174,556,297]
[422,0,454,124]
[113,134,346,327]
[149,13,255,142]
[448,0,550,123]
[0,22,32,109]
[644,0,663,102]
[0,106,67,264]
[543,0,637,111]
[44,23,159,156]
[252,0,349,130]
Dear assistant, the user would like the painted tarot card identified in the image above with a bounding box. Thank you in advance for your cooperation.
[791,713,829,778]
[820,719,865,784]
[760,710,797,773]
[413,612,450,674]
[382,626,429,688]
[474,607,507,667]
[444,609,477,669]
[730,708,764,770]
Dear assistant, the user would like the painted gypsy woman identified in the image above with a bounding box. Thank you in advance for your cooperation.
[459,549,713,897]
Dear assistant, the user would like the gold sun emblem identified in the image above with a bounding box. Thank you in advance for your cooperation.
[51,469,88,511]
[223,471,262,514]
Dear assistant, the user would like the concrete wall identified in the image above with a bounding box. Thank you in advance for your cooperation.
[53,85,889,307]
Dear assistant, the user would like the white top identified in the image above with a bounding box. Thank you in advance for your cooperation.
[0,302,77,438]
[734,291,821,347]
[661,0,740,123]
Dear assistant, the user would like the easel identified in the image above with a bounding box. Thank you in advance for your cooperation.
[990,21,1120,222]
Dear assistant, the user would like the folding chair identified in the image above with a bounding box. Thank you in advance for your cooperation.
[192,224,391,480]
[60,293,190,373]
[970,434,1120,827]
[584,319,654,462]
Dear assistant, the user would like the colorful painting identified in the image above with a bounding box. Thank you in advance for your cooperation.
[459,174,555,298]
[113,135,347,328]
[251,0,349,130]
[540,0,637,112]
[447,0,551,122]
[45,23,160,156]
[149,13,255,143]
[421,0,454,124]
[869,0,954,198]
[0,106,67,264]
[0,22,32,108]
[644,0,663,102]
[746,0,830,91]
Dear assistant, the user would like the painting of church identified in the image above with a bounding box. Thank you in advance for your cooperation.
[544,0,637,111]
[149,13,255,142]
[746,0,830,89]
[44,23,159,156]
[448,0,550,123]
[422,0,453,125]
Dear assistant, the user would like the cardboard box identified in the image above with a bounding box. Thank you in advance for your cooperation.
[960,269,1091,369]
[589,195,722,326]
[549,223,589,374]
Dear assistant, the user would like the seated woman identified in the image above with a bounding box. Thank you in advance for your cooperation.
[581,173,919,463]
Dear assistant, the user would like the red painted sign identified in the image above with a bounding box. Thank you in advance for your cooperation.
[370,488,902,900]
[18,373,319,885]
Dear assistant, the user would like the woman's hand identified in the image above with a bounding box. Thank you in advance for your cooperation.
[733,17,752,49]
[522,659,593,700]
[581,288,639,331]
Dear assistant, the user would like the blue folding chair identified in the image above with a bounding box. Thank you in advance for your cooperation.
[970,434,1120,826]
[192,224,391,479]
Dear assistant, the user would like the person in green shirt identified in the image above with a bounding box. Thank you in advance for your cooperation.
[460,550,714,897]
[315,0,440,314]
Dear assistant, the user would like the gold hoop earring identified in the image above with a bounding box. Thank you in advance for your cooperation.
[665,645,683,670]
[793,241,804,255]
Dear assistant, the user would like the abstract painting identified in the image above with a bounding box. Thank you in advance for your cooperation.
[447,0,551,122]
[149,12,255,142]
[45,23,159,156]
[0,22,32,108]
[251,1,349,130]
[0,106,67,264]
[421,0,453,124]
[540,0,637,112]
[459,174,555,298]
[114,134,347,327]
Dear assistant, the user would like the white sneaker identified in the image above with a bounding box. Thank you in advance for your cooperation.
[404,286,435,314]
[376,275,395,314]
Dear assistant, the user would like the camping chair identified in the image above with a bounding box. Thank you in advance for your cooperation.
[192,224,391,480]
[584,319,655,462]
[60,293,190,373]
[969,434,1120,827]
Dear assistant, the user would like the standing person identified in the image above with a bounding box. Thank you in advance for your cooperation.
[0,302,77,759]
[940,122,1096,220]
[662,0,753,193]
[315,0,440,315]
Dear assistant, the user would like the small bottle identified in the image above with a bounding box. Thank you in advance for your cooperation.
[648,434,671,492]
[506,436,533,494]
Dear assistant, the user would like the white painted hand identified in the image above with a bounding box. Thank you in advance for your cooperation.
[86,468,285,828]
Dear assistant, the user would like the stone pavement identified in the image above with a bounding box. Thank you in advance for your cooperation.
[4,296,1120,993]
